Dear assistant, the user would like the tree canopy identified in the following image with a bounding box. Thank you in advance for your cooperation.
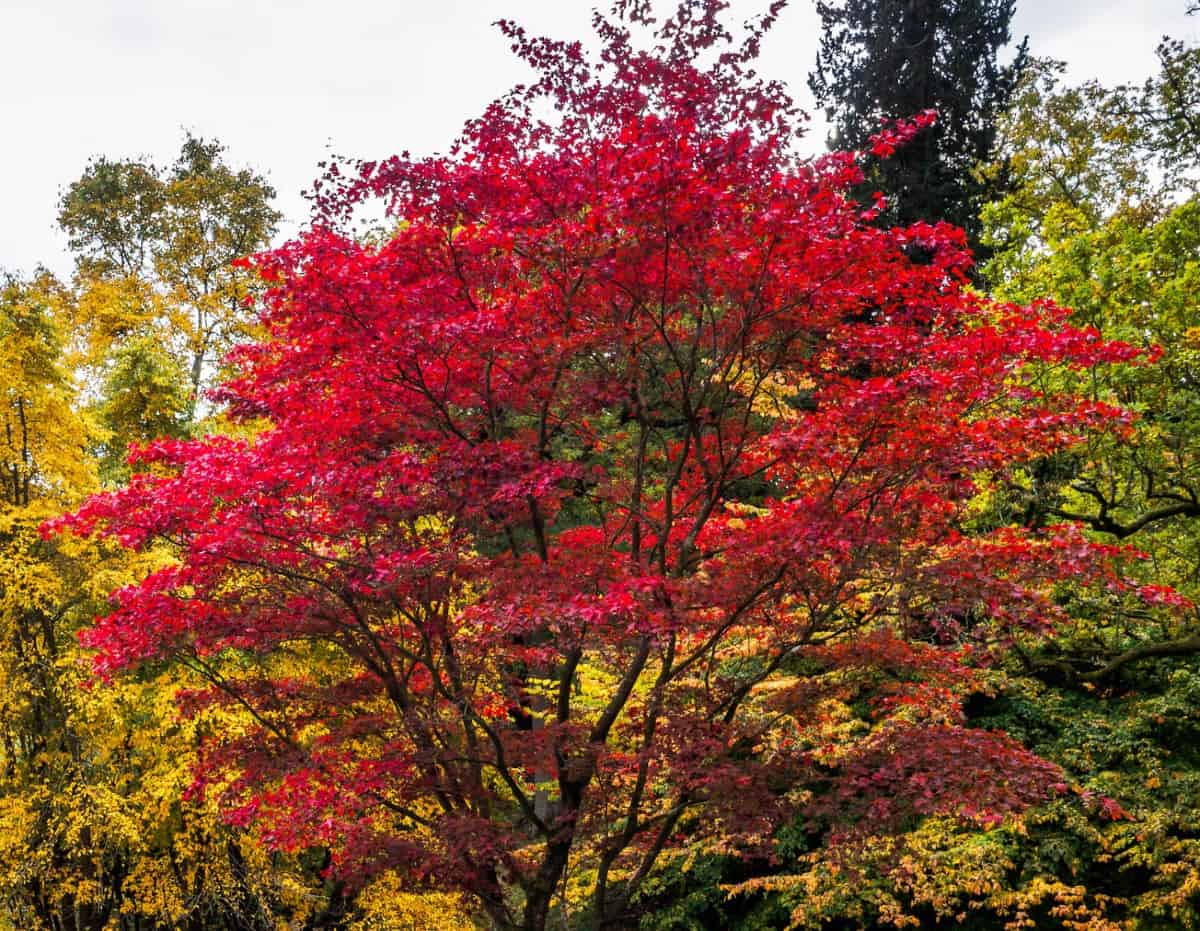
[50,5,1175,930]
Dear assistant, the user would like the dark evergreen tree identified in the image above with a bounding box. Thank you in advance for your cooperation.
[809,0,1027,249]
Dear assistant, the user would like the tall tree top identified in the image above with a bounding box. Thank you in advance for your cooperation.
[809,0,1027,245]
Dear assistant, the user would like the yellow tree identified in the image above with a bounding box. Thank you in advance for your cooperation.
[60,135,281,425]
[0,269,132,927]
[0,270,336,929]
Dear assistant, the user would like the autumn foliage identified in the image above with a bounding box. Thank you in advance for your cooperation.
[49,4,1165,930]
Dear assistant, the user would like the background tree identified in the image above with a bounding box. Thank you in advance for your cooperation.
[1128,36,1200,178]
[60,135,281,424]
[808,0,1027,248]
[982,48,1200,637]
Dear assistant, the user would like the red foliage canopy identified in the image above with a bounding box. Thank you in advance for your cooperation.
[51,4,1153,929]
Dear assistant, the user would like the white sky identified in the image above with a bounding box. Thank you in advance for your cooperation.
[2,0,1195,278]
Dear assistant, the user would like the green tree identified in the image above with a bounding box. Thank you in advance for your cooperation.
[982,55,1200,588]
[809,0,1027,247]
[60,135,281,421]
[953,35,1200,931]
[1128,37,1200,178]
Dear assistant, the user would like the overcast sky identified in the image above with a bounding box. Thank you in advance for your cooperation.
[2,0,1195,278]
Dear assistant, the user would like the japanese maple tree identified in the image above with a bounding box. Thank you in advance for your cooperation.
[51,3,1160,929]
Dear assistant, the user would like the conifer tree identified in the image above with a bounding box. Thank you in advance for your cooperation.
[809,0,1027,247]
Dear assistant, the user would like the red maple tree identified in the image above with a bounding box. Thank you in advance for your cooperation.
[52,4,1154,928]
